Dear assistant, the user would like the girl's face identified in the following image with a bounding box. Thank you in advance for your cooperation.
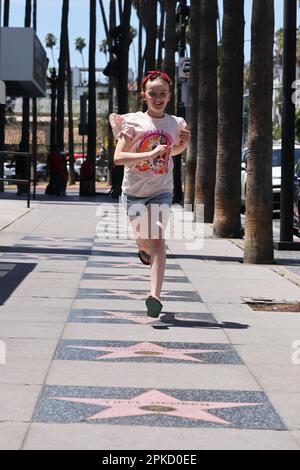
[143,79,171,116]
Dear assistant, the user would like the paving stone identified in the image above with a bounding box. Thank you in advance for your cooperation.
[0,423,29,450]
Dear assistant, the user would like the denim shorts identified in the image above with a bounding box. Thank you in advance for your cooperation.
[121,192,173,218]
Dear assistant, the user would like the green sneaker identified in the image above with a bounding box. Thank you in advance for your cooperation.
[146,296,163,318]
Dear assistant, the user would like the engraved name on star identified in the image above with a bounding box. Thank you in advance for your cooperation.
[67,342,226,362]
[50,389,260,425]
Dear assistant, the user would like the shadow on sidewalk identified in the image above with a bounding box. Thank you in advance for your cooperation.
[155,313,249,331]
[0,262,36,305]
[170,254,244,263]
[0,246,92,257]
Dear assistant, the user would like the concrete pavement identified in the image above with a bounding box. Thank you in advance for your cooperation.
[0,196,300,450]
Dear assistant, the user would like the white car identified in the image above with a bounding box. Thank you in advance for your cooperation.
[4,162,16,182]
[241,144,300,211]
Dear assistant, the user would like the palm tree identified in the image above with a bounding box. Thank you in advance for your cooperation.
[56,0,69,152]
[244,0,274,264]
[66,36,76,185]
[110,0,132,198]
[45,33,58,68]
[3,0,10,26]
[99,39,109,61]
[213,0,244,238]
[184,0,200,209]
[75,37,87,83]
[194,0,218,223]
[21,0,32,155]
[85,0,97,196]
[145,0,157,71]
[108,0,117,187]
[0,0,10,192]
[32,0,38,191]
[165,0,181,203]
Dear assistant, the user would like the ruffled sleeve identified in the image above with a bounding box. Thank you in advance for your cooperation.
[109,113,135,140]
[173,117,188,146]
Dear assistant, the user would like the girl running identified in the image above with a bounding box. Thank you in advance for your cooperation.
[109,71,191,318]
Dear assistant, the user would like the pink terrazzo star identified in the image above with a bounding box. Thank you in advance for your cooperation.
[79,310,156,324]
[51,389,260,424]
[68,342,226,362]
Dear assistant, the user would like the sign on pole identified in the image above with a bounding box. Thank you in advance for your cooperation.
[178,58,190,80]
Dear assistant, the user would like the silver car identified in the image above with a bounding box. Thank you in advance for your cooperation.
[241,145,300,211]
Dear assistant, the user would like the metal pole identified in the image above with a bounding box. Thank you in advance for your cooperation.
[280,0,297,243]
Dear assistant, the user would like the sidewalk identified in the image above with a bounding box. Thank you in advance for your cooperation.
[0,196,300,450]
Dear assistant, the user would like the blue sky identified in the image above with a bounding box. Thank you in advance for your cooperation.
[1,0,297,77]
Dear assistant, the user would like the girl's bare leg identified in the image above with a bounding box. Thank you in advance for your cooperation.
[149,238,166,300]
[129,214,151,255]
[148,206,170,301]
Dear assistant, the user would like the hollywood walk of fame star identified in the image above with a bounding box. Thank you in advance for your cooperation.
[67,342,227,362]
[79,310,156,324]
[50,389,260,425]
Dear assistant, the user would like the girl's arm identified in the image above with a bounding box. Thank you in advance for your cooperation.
[171,126,191,156]
[114,136,167,166]
[171,141,189,156]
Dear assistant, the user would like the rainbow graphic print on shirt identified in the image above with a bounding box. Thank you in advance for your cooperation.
[135,130,173,175]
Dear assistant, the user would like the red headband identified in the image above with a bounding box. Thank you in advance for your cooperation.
[142,71,173,92]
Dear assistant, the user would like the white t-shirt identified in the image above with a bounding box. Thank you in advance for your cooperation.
[109,111,187,197]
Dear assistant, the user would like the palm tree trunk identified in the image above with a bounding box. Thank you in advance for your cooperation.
[164,0,176,114]
[66,39,76,185]
[194,0,218,223]
[244,0,274,264]
[22,0,32,154]
[51,49,56,69]
[118,0,132,114]
[0,0,10,192]
[32,0,38,193]
[164,0,179,203]
[107,0,117,187]
[213,0,244,238]
[4,0,10,26]
[111,0,132,198]
[145,0,157,71]
[184,0,200,209]
[87,0,97,196]
[56,0,69,151]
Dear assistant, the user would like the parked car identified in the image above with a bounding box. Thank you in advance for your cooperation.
[4,162,15,183]
[241,144,300,211]
[36,163,48,182]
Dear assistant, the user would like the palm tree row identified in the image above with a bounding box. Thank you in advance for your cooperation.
[184,0,274,264]
[1,1,275,263]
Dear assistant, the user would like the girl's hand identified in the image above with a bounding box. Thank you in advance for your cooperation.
[179,127,191,144]
[148,145,168,159]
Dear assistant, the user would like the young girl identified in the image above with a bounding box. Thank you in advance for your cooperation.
[109,71,191,318]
